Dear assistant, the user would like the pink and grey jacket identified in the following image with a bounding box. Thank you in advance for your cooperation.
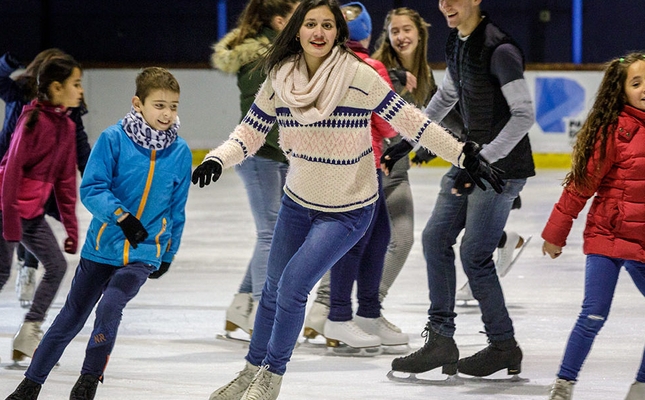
[0,100,78,247]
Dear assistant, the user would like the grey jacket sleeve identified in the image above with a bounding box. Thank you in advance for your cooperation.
[424,72,459,123]
[479,43,535,163]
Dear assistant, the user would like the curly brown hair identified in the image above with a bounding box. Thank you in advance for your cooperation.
[564,52,645,191]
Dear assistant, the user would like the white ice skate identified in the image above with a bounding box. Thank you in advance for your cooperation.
[218,293,253,343]
[209,361,259,400]
[240,365,282,400]
[497,233,532,277]
[303,301,329,341]
[324,319,382,357]
[625,381,645,400]
[455,282,476,307]
[548,378,574,400]
[354,315,409,354]
[10,321,43,369]
[15,265,37,309]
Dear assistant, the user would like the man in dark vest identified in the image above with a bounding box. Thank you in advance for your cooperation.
[388,0,535,380]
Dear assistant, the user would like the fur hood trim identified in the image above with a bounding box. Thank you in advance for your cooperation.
[211,28,271,74]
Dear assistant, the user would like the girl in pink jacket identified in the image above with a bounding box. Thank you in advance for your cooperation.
[542,52,645,400]
[0,54,83,367]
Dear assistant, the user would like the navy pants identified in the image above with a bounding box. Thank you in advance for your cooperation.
[25,258,152,384]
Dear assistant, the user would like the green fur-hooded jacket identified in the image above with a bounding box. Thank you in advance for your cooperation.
[211,26,286,163]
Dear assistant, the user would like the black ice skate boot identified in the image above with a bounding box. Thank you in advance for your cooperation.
[457,337,522,377]
[391,323,459,375]
[6,377,42,400]
[69,374,100,400]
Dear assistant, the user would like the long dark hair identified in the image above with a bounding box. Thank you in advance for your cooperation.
[261,0,350,74]
[26,55,82,129]
[372,8,433,106]
[14,48,66,103]
[564,52,645,191]
[229,0,300,47]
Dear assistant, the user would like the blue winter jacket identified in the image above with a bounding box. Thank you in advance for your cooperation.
[80,122,192,269]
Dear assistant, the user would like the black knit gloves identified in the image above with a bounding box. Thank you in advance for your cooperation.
[453,170,476,196]
[411,147,437,165]
[191,160,222,187]
[461,141,504,193]
[117,214,148,249]
[149,262,170,279]
[380,140,413,175]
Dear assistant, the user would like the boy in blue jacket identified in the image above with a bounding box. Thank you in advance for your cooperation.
[5,67,192,400]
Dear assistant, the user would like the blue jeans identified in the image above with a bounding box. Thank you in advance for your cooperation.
[246,195,374,375]
[422,166,525,340]
[26,258,152,384]
[235,157,287,300]
[329,171,390,321]
[558,255,645,382]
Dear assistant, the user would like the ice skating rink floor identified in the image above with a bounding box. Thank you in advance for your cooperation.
[1,167,643,399]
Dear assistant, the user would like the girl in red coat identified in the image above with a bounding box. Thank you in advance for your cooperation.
[542,52,645,400]
[0,55,83,367]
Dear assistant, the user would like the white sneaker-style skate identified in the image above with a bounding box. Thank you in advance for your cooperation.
[324,319,382,356]
[497,232,531,277]
[354,315,408,346]
[549,378,574,400]
[455,282,475,304]
[209,362,259,400]
[15,266,37,309]
[247,300,258,336]
[225,293,253,334]
[303,301,329,340]
[625,381,645,400]
[13,321,43,362]
[241,365,282,400]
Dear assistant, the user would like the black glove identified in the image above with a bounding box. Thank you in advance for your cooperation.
[380,140,413,174]
[191,160,222,187]
[411,147,437,165]
[149,262,170,279]
[117,214,148,249]
[453,169,476,196]
[461,141,505,193]
[5,52,22,69]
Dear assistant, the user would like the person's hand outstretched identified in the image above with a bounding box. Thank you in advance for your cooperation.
[461,141,505,193]
[191,160,222,187]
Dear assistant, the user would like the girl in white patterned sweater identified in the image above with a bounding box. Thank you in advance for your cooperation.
[192,0,502,398]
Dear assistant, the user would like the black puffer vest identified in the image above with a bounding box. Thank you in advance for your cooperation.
[446,16,535,179]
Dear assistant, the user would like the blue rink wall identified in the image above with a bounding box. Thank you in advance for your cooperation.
[0,68,602,168]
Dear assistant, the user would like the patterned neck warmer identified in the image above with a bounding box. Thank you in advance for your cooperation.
[122,107,179,150]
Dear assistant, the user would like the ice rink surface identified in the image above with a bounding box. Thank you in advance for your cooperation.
[1,167,643,399]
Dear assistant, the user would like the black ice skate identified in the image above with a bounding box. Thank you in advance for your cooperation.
[70,374,100,400]
[387,323,459,384]
[6,377,42,400]
[457,337,523,380]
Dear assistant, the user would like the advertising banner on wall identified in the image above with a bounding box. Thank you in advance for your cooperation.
[434,69,603,154]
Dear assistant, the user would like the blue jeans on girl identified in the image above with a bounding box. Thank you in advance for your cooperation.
[246,195,374,374]
[235,156,288,300]
[558,254,645,382]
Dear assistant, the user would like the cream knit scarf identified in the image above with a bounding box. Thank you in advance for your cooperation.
[270,47,360,125]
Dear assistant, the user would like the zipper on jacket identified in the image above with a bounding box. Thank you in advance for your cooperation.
[95,223,107,251]
[123,149,157,265]
[155,218,167,257]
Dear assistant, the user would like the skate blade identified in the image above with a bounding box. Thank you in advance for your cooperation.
[456,373,529,385]
[499,235,532,277]
[381,344,411,355]
[386,370,461,386]
[456,299,478,307]
[5,361,28,370]
[326,344,382,357]
[216,333,250,346]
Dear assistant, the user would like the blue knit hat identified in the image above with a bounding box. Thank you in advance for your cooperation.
[342,2,371,41]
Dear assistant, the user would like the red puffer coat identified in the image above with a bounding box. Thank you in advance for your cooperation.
[542,105,645,262]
